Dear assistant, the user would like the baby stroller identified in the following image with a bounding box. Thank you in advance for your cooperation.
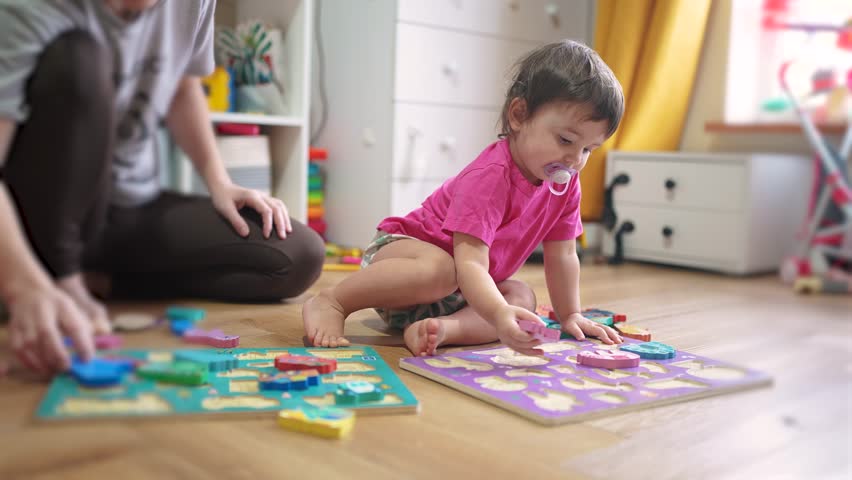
[778,61,852,294]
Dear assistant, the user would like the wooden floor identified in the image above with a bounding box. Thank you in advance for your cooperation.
[0,263,849,480]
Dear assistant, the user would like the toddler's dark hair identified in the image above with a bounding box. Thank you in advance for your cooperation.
[499,40,624,138]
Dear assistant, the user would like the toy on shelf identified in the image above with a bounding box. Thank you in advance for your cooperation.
[323,242,364,272]
[215,21,286,115]
[308,147,328,238]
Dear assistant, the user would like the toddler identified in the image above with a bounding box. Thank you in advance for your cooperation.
[304,40,625,356]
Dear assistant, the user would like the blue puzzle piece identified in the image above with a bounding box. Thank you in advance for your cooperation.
[170,319,194,337]
[173,350,238,372]
[259,371,321,391]
[69,357,134,387]
[620,341,676,360]
[166,306,205,322]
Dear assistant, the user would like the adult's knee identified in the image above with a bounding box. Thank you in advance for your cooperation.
[29,30,113,107]
[258,221,326,300]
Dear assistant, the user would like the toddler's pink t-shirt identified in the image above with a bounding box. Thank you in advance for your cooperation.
[377,139,583,283]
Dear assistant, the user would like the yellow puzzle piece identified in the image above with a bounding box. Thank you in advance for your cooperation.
[277,406,355,439]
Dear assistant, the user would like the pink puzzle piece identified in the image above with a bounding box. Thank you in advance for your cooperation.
[577,349,640,369]
[517,319,561,343]
[94,334,123,350]
[183,328,240,348]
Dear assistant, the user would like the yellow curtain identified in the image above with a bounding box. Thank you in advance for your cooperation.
[581,0,712,220]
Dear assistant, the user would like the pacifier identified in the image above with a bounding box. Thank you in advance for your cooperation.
[543,163,576,196]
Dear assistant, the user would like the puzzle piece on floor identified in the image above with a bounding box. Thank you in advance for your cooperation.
[170,319,194,337]
[277,406,355,439]
[259,370,321,391]
[275,355,337,374]
[69,357,135,388]
[588,316,614,327]
[137,361,209,386]
[616,324,651,342]
[620,341,676,359]
[535,305,558,321]
[183,328,240,348]
[174,350,238,372]
[113,312,160,331]
[577,349,640,369]
[334,381,385,406]
[165,306,206,323]
[518,319,561,343]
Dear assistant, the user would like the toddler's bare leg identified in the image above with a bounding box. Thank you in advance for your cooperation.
[303,239,457,347]
[403,279,536,356]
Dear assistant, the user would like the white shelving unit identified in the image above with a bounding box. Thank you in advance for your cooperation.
[169,0,313,223]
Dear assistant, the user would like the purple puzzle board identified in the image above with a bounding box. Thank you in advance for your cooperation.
[399,339,771,425]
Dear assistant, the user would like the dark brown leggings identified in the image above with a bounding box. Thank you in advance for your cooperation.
[2,30,324,302]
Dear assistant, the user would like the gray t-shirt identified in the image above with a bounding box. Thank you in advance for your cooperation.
[0,0,215,206]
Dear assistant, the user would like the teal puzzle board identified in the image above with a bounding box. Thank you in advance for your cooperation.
[37,347,419,421]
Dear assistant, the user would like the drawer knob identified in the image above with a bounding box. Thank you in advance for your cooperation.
[664,178,677,190]
[662,226,674,238]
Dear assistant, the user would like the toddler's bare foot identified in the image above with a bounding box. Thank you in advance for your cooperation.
[57,273,112,334]
[302,289,350,347]
[403,317,446,357]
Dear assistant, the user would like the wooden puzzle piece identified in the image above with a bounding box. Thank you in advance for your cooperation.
[170,319,194,337]
[69,357,135,388]
[183,328,240,348]
[620,341,676,360]
[334,380,384,405]
[275,355,337,374]
[137,362,209,386]
[534,304,558,321]
[165,306,205,322]
[517,319,561,343]
[113,312,160,331]
[174,350,238,372]
[259,370,321,391]
[588,316,614,327]
[277,407,355,439]
[615,324,651,341]
[577,349,640,369]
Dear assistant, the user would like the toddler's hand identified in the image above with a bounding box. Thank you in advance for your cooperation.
[494,305,544,356]
[560,312,622,344]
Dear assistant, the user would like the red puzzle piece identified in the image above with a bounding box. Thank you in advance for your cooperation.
[274,355,337,374]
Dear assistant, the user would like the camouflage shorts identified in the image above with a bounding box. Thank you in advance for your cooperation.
[363,230,468,330]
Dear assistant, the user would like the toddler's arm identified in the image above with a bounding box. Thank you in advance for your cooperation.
[453,232,543,355]
[542,239,621,344]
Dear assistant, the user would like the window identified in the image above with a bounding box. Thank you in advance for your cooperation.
[725,0,852,125]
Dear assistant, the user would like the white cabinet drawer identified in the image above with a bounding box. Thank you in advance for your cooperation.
[395,23,535,107]
[612,205,745,264]
[608,157,747,212]
[397,0,590,44]
[391,179,445,217]
[393,103,499,180]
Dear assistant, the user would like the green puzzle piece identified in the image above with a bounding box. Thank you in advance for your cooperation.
[588,316,614,327]
[620,341,676,359]
[137,361,208,386]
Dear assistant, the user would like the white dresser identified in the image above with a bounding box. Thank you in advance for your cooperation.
[602,151,812,274]
[315,0,594,246]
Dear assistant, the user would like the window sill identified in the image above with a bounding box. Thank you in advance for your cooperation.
[704,121,848,135]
